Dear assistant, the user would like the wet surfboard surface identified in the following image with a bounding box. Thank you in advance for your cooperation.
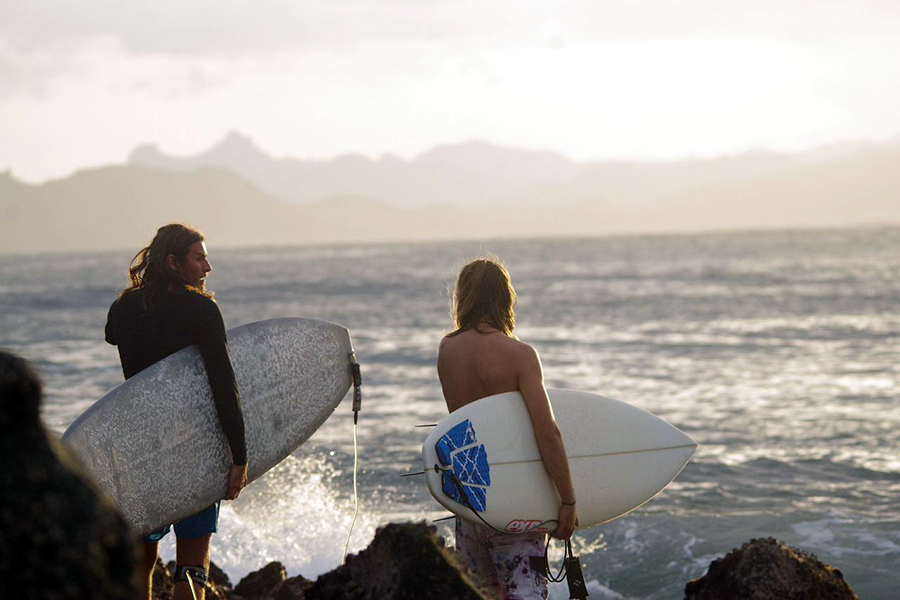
[423,389,697,533]
[63,317,353,535]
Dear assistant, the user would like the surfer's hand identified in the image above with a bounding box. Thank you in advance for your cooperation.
[552,503,578,540]
[226,463,249,500]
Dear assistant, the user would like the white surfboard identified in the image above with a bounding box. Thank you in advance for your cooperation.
[63,317,353,535]
[422,389,696,533]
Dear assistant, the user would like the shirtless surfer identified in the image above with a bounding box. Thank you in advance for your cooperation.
[437,258,577,600]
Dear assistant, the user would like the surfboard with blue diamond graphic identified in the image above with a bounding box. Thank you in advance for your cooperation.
[434,419,491,512]
[422,389,696,534]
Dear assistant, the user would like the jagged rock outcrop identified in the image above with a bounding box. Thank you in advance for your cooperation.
[233,561,288,597]
[228,561,311,599]
[209,561,236,598]
[684,537,859,600]
[304,521,490,600]
[0,351,138,599]
[214,522,486,600]
[273,575,314,600]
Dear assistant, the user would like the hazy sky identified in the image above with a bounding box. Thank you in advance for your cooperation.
[3,1,900,182]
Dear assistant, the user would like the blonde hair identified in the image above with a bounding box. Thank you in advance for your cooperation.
[448,258,517,337]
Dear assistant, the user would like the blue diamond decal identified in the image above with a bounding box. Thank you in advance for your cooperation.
[435,419,476,466]
[435,419,490,513]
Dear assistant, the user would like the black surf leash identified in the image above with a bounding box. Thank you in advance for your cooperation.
[406,455,590,598]
[408,422,590,597]
[342,351,363,563]
[540,536,589,599]
[447,470,589,598]
[350,351,362,424]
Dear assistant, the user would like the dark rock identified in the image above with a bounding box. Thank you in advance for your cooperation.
[274,574,313,600]
[153,559,174,600]
[684,537,859,600]
[209,560,234,597]
[233,561,288,598]
[0,351,138,600]
[305,521,491,600]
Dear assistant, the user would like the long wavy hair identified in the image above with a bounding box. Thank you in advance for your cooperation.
[447,258,517,337]
[121,223,211,301]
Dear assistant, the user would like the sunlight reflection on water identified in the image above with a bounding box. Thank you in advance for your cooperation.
[2,228,898,598]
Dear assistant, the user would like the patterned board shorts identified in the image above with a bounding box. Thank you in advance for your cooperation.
[455,518,548,600]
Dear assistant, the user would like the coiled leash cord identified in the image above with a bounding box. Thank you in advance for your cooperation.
[446,470,589,599]
[542,536,589,599]
[342,351,363,564]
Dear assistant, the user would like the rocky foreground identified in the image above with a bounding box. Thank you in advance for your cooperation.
[153,522,490,600]
[154,523,859,600]
[684,537,859,600]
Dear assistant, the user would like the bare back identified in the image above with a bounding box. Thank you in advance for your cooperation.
[438,260,578,538]
[438,326,538,413]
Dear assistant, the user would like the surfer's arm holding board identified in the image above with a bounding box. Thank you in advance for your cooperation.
[191,297,249,500]
[516,344,579,539]
[437,257,579,540]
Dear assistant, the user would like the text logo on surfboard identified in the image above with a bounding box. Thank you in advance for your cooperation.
[435,419,491,512]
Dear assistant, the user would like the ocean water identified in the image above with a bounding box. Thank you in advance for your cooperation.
[1,227,898,599]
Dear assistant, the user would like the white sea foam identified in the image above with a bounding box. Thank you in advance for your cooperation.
[793,517,900,559]
[157,453,382,581]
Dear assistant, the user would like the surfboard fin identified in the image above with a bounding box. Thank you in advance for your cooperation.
[400,470,426,477]
[432,514,456,523]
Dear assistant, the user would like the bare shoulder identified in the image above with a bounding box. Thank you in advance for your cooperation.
[437,334,459,358]
[439,329,538,364]
[508,337,540,362]
[437,334,458,371]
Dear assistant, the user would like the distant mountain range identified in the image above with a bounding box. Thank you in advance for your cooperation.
[2,133,899,253]
[129,132,582,209]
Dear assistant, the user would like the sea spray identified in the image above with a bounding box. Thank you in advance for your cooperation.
[156,453,380,581]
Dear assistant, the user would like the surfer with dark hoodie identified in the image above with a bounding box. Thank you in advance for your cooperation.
[438,258,578,600]
[105,223,248,600]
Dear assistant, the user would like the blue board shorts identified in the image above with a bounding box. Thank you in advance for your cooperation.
[142,502,220,543]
